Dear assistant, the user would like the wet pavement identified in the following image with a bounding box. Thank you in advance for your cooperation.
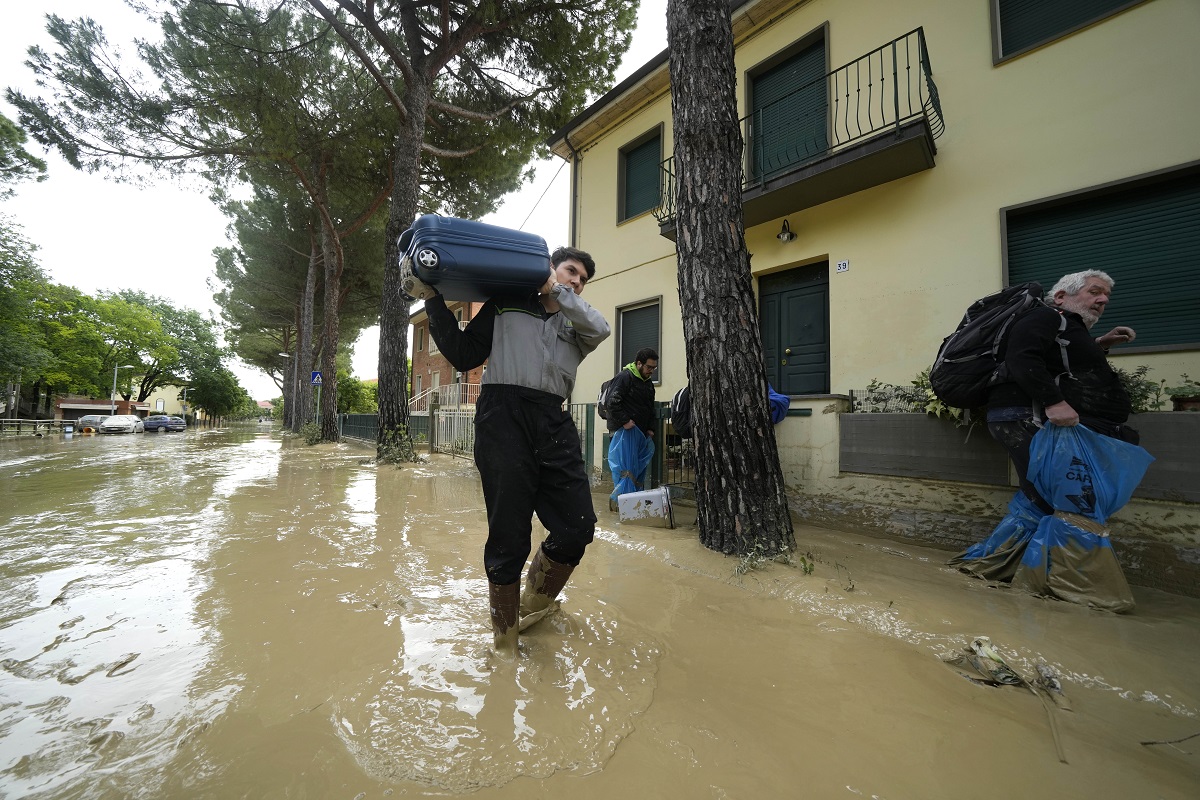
[1,426,1198,799]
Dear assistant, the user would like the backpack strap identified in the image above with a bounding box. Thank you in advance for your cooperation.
[1053,311,1073,384]
[1034,312,1073,426]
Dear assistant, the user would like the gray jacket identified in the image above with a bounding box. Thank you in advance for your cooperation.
[426,284,610,400]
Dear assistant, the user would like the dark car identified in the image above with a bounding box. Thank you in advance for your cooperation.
[76,414,109,432]
[144,415,186,432]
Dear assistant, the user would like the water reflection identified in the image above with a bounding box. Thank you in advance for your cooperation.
[0,429,279,798]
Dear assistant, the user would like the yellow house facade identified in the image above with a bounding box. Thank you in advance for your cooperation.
[548,0,1200,591]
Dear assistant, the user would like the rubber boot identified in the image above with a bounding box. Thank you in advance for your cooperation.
[489,581,520,655]
[519,547,576,632]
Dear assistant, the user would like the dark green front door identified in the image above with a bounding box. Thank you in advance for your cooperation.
[760,264,830,394]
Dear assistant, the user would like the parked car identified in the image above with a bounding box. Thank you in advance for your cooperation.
[99,415,145,434]
[144,415,186,432]
[76,414,109,432]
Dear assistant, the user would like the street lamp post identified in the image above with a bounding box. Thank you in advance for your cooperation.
[111,364,136,415]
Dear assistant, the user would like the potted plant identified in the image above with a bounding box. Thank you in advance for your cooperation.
[1165,375,1200,412]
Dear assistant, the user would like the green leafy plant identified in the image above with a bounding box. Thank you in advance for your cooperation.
[1114,365,1167,413]
[378,427,421,464]
[299,422,321,445]
[855,369,981,428]
[1164,374,1200,399]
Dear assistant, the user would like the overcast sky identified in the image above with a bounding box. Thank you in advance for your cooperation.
[1,1,666,400]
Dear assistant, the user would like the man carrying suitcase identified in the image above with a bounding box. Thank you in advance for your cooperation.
[416,246,610,655]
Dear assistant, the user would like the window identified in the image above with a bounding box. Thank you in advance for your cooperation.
[992,0,1151,62]
[748,33,827,182]
[617,300,661,381]
[618,128,662,222]
[415,374,423,395]
[1002,164,1200,351]
[415,326,424,352]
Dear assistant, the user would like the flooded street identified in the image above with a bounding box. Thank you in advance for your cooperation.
[2,427,1198,799]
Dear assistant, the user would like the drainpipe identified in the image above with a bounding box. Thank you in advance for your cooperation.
[565,136,581,247]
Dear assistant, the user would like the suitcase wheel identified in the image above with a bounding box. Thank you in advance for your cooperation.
[416,248,440,269]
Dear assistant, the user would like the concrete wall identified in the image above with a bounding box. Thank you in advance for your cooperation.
[776,404,1200,596]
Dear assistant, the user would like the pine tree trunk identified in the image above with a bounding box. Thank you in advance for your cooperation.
[295,239,319,432]
[376,89,427,457]
[317,165,343,443]
[667,0,795,556]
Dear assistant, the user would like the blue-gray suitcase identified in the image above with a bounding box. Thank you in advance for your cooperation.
[398,215,550,302]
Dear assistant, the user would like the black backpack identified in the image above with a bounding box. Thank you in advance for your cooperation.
[930,282,1052,409]
[670,385,693,439]
[596,378,616,420]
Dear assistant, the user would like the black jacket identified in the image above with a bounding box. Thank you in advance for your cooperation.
[606,363,656,434]
[989,305,1130,424]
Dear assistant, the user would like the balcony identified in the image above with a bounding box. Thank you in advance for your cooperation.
[654,28,944,239]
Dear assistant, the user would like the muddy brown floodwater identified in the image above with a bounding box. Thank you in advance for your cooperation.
[1,427,1198,799]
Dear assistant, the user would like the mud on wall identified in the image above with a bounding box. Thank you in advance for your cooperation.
[774,397,1200,598]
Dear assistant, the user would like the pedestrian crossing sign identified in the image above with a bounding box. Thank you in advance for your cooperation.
[311,371,323,385]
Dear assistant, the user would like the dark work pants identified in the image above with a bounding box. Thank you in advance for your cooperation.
[474,385,597,586]
[987,419,1053,515]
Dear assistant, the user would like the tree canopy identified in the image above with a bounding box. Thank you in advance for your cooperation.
[0,113,48,197]
[0,216,53,385]
[306,0,639,454]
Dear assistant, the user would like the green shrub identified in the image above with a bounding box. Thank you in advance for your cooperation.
[378,427,421,464]
[299,422,321,445]
[1114,365,1166,413]
[1164,374,1200,399]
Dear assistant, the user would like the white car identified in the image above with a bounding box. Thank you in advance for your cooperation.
[99,414,145,434]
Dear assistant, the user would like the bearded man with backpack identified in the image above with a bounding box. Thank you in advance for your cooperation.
[606,348,659,439]
[986,269,1138,513]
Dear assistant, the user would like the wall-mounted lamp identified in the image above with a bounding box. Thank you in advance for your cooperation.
[777,220,796,242]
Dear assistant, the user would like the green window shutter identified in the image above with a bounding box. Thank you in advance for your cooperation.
[622,135,660,220]
[750,38,827,181]
[998,0,1144,58]
[620,303,660,379]
[1006,172,1200,349]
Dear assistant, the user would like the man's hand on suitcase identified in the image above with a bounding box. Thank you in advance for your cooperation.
[401,273,438,300]
[538,268,557,297]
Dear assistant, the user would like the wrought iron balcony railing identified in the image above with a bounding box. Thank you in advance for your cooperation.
[654,27,944,225]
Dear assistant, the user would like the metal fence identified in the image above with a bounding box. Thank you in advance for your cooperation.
[598,402,695,498]
[339,413,379,442]
[335,403,698,494]
[0,419,76,435]
[337,405,597,476]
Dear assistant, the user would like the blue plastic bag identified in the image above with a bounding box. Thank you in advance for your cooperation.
[949,491,1046,581]
[609,426,654,500]
[1025,423,1155,524]
[767,384,789,425]
[1011,424,1155,612]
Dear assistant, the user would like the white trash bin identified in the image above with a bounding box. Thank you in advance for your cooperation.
[617,486,674,529]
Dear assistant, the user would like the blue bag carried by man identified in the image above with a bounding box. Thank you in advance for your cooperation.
[1010,424,1154,612]
[609,426,654,502]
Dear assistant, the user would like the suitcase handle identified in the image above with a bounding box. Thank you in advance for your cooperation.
[397,228,414,253]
